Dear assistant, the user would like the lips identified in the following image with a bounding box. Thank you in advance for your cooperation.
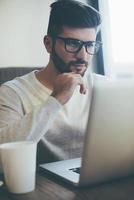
[70,65,86,73]
[72,63,87,69]
[74,64,86,68]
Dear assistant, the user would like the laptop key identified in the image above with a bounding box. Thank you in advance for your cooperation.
[69,167,81,174]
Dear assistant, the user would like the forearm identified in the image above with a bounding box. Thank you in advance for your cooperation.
[0,96,62,143]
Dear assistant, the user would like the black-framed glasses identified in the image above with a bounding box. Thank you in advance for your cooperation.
[56,36,102,55]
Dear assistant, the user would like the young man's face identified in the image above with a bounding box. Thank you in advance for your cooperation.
[51,26,97,76]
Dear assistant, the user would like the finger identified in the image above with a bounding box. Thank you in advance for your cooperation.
[77,76,87,94]
[63,72,87,94]
[80,83,87,94]
[72,74,87,94]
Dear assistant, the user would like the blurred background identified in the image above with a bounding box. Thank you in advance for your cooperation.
[0,0,134,78]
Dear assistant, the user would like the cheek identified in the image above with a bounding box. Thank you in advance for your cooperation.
[87,54,93,62]
[55,45,75,62]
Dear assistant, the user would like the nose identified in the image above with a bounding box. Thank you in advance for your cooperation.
[75,45,89,60]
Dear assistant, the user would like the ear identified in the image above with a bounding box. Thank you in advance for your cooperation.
[43,35,53,53]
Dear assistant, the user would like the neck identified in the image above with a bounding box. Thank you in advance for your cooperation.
[35,59,59,90]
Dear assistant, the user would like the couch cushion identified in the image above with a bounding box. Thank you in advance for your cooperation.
[0,67,42,84]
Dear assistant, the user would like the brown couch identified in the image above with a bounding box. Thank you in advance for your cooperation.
[0,67,42,85]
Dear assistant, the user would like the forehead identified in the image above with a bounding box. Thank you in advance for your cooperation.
[59,26,97,41]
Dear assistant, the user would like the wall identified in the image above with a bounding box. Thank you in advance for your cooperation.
[0,0,53,67]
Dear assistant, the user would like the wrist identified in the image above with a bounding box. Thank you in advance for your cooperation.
[51,93,66,105]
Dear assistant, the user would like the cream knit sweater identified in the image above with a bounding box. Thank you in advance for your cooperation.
[0,71,92,163]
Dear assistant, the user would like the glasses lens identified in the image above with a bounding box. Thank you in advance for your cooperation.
[66,39,81,53]
[86,41,102,55]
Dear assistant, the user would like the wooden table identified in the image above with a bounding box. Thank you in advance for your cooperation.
[1,172,134,200]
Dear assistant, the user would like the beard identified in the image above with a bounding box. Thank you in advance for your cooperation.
[51,48,89,77]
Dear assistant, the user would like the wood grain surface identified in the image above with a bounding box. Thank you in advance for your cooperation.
[1,172,134,200]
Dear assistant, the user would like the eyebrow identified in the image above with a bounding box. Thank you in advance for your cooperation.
[58,36,96,43]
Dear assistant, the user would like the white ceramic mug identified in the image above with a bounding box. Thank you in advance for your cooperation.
[0,141,37,194]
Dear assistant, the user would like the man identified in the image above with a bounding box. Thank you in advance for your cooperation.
[0,0,102,163]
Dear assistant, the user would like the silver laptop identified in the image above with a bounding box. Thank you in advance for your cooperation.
[40,75,134,186]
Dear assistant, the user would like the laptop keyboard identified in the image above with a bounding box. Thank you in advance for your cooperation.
[69,167,81,174]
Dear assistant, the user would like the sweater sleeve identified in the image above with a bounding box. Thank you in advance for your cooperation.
[0,85,62,143]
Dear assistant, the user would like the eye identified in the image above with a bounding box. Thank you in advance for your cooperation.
[66,39,81,48]
[87,41,95,48]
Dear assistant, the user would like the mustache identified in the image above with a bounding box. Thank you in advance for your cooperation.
[69,59,88,66]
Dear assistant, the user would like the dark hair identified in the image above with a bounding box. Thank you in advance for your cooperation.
[47,0,101,38]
